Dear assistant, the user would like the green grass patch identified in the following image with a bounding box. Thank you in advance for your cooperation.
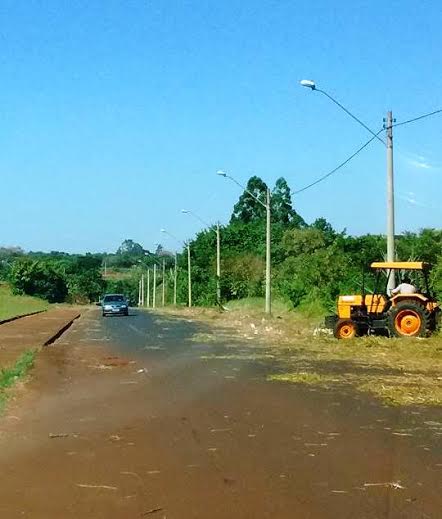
[0,349,36,412]
[0,284,49,321]
[224,297,293,315]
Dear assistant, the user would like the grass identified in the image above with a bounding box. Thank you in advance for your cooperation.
[103,268,133,280]
[224,297,293,315]
[0,284,49,321]
[0,349,36,412]
[156,300,442,407]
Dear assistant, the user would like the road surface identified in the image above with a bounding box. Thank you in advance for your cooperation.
[0,308,441,518]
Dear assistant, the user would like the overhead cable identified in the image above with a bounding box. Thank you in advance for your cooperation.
[293,129,384,195]
[393,108,442,128]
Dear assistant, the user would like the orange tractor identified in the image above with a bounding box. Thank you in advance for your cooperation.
[326,262,440,339]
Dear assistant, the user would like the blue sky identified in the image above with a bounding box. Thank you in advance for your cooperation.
[1,0,441,253]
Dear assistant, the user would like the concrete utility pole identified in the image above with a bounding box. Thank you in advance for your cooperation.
[153,263,157,309]
[217,171,272,314]
[161,228,190,307]
[162,258,166,306]
[140,273,145,307]
[173,253,177,305]
[216,222,221,306]
[299,80,397,290]
[385,110,396,294]
[265,188,271,314]
[147,269,150,308]
[138,279,141,306]
[187,243,192,308]
[181,209,221,307]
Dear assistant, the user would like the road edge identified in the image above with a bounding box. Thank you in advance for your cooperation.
[43,312,82,346]
[0,310,47,326]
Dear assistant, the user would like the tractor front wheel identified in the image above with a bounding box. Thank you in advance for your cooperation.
[388,301,430,338]
[334,319,358,339]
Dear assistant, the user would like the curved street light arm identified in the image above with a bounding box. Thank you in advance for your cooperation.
[315,88,386,146]
[218,172,268,208]
[182,209,211,228]
[161,229,186,247]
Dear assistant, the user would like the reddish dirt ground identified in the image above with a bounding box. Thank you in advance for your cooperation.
[0,309,441,518]
[0,308,81,368]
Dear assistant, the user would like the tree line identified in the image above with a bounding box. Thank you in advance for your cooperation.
[1,176,441,311]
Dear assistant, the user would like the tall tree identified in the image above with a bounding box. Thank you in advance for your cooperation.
[116,239,145,256]
[230,176,268,224]
[271,177,306,227]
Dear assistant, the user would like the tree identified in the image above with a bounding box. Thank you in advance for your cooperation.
[116,239,145,256]
[282,228,326,257]
[271,177,306,227]
[9,259,68,303]
[230,176,268,224]
[65,256,105,303]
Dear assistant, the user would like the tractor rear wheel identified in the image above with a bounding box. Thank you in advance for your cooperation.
[334,319,358,339]
[388,301,430,338]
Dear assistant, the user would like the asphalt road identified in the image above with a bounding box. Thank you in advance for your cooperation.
[0,308,441,518]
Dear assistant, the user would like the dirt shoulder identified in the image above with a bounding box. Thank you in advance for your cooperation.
[0,308,81,370]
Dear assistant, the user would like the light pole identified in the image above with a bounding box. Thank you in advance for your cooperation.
[162,258,166,306]
[300,79,395,294]
[173,253,177,305]
[217,171,272,315]
[153,263,157,308]
[161,229,192,308]
[182,209,222,307]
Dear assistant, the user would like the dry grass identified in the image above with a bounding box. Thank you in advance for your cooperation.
[156,303,442,407]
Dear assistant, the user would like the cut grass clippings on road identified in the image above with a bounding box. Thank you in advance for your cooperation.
[155,301,442,407]
[265,333,442,406]
[0,349,36,412]
[0,284,49,321]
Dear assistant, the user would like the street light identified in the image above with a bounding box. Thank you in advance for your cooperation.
[161,228,192,307]
[181,209,221,307]
[300,80,395,294]
[217,170,272,315]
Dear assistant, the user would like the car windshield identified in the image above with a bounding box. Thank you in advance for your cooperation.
[103,295,125,303]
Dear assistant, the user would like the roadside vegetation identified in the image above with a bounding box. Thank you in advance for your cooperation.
[0,284,48,321]
[0,349,36,412]
[1,176,440,311]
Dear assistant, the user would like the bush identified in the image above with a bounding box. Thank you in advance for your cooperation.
[9,260,67,303]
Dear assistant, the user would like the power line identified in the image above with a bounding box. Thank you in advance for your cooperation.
[292,107,441,196]
[317,88,386,146]
[393,108,442,128]
[293,129,384,195]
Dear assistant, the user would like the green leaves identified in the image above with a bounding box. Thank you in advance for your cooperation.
[9,259,68,303]
[8,255,104,304]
